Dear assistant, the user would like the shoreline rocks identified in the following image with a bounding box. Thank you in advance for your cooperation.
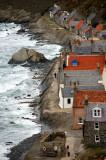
[8,48,48,64]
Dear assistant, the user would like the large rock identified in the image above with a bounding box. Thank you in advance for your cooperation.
[8,48,47,64]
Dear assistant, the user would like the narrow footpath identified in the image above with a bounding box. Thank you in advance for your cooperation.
[61,130,84,160]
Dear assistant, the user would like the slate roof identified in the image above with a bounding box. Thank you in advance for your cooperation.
[86,103,106,122]
[75,40,106,53]
[63,85,105,98]
[59,72,64,83]
[52,6,61,15]
[78,85,105,91]
[87,12,96,21]
[75,46,91,54]
[65,54,105,74]
[66,70,101,76]
[60,70,100,84]
[70,21,79,27]
[66,10,76,22]
[74,91,106,107]
[80,24,88,32]
[65,73,102,86]
[63,87,74,98]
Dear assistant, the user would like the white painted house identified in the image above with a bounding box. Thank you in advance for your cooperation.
[59,83,74,109]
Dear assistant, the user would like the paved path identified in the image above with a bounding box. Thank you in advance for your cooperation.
[61,130,84,160]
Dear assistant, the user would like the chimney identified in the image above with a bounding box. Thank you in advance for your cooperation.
[97,63,100,74]
[99,47,103,54]
[84,95,88,106]
[74,86,77,96]
[105,52,106,65]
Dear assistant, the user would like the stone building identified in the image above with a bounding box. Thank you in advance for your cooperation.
[40,132,66,157]
[83,103,106,146]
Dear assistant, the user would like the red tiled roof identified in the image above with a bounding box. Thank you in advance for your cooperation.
[93,24,103,35]
[65,55,105,74]
[83,25,91,33]
[75,20,84,29]
[74,91,106,108]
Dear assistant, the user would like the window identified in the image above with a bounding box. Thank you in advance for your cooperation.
[94,122,99,130]
[78,117,83,124]
[67,99,71,104]
[72,63,78,66]
[95,135,100,142]
[92,107,102,117]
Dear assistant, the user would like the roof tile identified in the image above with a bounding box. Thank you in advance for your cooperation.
[75,20,84,29]
[74,91,106,108]
[65,54,105,74]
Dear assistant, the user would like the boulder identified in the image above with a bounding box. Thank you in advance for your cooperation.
[8,48,47,64]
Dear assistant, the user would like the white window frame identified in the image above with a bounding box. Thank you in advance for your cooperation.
[92,107,102,118]
[78,117,83,124]
[94,122,99,130]
[67,98,71,104]
[95,135,100,142]
[72,63,78,66]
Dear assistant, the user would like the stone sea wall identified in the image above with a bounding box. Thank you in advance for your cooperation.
[40,59,73,131]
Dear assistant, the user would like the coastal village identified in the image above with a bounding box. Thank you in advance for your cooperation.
[32,4,106,160]
[0,0,106,160]
[22,3,106,160]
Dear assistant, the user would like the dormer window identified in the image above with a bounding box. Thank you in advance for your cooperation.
[92,107,102,118]
[71,59,78,66]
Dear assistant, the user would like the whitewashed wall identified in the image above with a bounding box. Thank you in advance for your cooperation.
[64,97,73,108]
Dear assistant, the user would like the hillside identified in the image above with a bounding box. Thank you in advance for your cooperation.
[0,0,105,19]
[57,0,106,18]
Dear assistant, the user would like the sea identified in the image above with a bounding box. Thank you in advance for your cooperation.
[0,22,61,160]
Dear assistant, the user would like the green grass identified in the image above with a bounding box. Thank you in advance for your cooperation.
[80,146,106,160]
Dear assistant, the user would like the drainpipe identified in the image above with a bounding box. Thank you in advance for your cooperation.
[84,95,88,120]
[64,73,66,86]
[104,53,106,73]
[97,63,100,74]
[74,85,77,96]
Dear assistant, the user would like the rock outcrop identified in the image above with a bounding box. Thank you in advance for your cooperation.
[8,48,47,64]
[0,7,31,23]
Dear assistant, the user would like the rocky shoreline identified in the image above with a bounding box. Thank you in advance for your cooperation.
[7,133,41,160]
[0,4,74,160]
[0,5,80,47]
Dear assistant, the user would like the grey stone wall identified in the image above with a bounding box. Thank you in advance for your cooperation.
[84,121,106,146]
